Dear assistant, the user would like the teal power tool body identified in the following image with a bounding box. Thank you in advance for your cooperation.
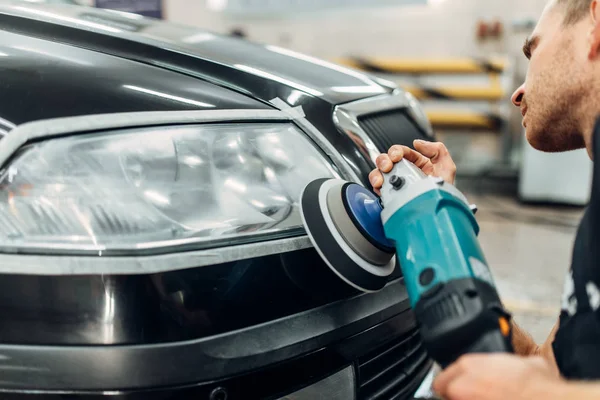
[300,159,513,368]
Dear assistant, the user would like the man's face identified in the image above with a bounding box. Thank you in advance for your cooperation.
[511,1,589,152]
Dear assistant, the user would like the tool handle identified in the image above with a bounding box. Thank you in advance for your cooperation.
[432,322,514,369]
[413,278,514,368]
[433,329,513,370]
[465,329,514,355]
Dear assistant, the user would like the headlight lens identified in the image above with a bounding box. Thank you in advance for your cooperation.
[277,366,356,400]
[0,123,338,254]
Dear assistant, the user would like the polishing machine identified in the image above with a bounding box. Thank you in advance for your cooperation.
[300,158,514,367]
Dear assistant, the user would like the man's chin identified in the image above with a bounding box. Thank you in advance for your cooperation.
[526,130,584,153]
[525,129,563,152]
[528,141,562,152]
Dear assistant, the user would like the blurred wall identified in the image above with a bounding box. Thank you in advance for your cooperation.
[164,0,547,64]
[163,0,551,174]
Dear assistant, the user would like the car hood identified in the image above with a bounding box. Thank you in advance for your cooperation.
[0,2,393,105]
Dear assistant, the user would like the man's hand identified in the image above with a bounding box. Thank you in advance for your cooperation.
[368,140,456,195]
[432,353,562,400]
[510,318,560,375]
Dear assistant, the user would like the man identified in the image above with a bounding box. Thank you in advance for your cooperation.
[369,0,600,398]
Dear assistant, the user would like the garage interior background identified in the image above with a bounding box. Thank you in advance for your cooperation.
[75,0,589,342]
[115,0,592,204]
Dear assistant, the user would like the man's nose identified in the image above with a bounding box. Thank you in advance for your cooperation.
[511,84,525,107]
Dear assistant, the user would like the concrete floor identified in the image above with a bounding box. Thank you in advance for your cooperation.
[466,191,585,344]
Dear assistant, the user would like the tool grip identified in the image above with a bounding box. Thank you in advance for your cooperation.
[413,278,514,368]
[464,329,514,356]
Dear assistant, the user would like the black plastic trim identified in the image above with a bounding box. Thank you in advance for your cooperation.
[0,278,410,391]
[0,309,424,398]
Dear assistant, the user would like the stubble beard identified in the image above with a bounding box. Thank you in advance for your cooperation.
[524,48,589,152]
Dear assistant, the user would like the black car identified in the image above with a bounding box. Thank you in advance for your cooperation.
[0,2,436,399]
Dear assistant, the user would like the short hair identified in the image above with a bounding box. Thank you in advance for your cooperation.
[556,0,592,25]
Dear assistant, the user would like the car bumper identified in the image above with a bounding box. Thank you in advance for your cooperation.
[0,278,432,399]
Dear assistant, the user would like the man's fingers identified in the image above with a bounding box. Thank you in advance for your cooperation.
[399,146,432,171]
[433,365,461,395]
[414,139,456,183]
[433,356,471,396]
[445,376,476,400]
[413,139,452,166]
[528,356,552,371]
[387,145,405,162]
[375,154,394,173]
[413,139,449,160]
[369,169,384,189]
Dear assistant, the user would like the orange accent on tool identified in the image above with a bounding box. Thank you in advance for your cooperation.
[499,317,511,337]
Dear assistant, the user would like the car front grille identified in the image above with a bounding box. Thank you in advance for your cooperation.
[357,328,431,400]
[357,108,425,153]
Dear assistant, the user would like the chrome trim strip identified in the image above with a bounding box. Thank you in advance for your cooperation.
[292,108,362,183]
[0,109,360,182]
[413,364,441,399]
[0,278,411,391]
[0,109,284,165]
[333,92,410,163]
[0,236,312,275]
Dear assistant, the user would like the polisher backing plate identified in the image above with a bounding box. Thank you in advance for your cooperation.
[300,178,396,293]
[327,183,395,266]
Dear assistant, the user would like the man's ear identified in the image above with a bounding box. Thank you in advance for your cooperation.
[589,0,600,59]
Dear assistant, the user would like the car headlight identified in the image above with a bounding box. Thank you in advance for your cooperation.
[276,366,356,400]
[0,122,339,255]
[399,89,434,138]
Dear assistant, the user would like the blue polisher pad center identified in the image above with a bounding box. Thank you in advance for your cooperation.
[343,184,395,250]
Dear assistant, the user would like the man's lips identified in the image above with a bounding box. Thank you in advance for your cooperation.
[521,106,528,127]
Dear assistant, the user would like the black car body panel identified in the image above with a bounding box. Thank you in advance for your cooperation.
[0,29,269,128]
[0,2,434,399]
[0,276,414,390]
[0,2,392,105]
[0,248,402,346]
